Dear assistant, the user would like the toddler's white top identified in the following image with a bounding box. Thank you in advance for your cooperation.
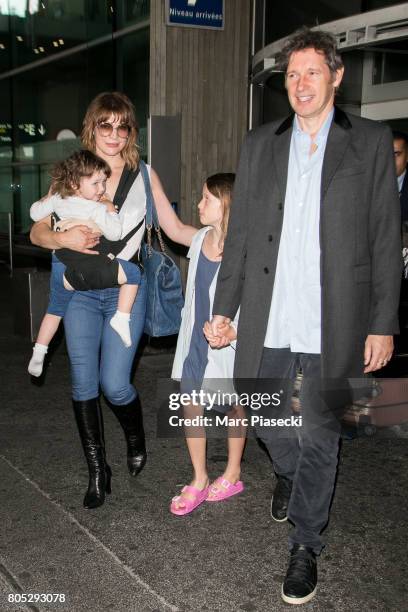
[30,194,122,241]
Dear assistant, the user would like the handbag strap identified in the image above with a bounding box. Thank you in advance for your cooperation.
[139,160,166,255]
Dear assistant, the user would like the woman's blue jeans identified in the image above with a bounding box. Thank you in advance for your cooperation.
[63,274,147,404]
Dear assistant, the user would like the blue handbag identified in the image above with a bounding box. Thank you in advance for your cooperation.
[139,161,184,337]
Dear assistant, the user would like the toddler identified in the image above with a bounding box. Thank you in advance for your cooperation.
[28,150,141,376]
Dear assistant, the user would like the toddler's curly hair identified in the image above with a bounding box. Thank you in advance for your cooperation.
[50,149,111,198]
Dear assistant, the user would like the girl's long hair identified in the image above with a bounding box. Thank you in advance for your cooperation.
[81,91,139,169]
[205,172,235,252]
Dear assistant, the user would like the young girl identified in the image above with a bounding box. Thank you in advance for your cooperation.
[28,150,141,377]
[170,173,247,516]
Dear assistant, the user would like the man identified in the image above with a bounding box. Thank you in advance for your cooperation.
[393,131,408,331]
[208,28,401,605]
[393,130,408,223]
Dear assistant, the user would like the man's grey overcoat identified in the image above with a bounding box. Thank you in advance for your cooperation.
[213,107,402,380]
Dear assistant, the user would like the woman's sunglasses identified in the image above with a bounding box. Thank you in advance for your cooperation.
[96,122,131,139]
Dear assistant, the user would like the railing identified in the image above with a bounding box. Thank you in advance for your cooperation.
[0,211,14,277]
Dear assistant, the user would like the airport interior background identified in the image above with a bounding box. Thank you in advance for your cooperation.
[253,0,408,130]
[0,1,407,233]
[0,1,406,236]
[0,0,407,360]
[0,0,149,236]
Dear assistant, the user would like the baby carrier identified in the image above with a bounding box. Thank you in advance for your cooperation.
[53,166,143,291]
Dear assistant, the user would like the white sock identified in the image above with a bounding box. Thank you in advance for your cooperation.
[110,311,132,347]
[28,343,48,377]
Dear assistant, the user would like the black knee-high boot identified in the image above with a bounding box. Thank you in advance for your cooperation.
[106,396,147,477]
[73,399,112,509]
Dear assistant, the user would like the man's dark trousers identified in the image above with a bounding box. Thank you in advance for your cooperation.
[256,347,344,554]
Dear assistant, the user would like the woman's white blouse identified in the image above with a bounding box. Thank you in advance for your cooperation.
[116,164,150,260]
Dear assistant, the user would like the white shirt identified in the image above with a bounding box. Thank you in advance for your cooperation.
[30,194,122,241]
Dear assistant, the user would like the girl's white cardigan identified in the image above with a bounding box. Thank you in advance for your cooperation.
[171,227,238,393]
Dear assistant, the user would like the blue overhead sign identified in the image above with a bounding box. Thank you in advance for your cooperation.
[166,0,224,30]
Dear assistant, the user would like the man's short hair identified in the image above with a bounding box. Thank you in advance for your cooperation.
[392,130,408,146]
[275,26,344,76]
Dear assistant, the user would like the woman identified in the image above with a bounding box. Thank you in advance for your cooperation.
[30,92,196,509]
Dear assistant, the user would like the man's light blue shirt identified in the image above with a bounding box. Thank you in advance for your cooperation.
[264,109,334,353]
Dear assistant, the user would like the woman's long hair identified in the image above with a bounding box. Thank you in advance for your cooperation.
[81,91,139,169]
[205,172,235,252]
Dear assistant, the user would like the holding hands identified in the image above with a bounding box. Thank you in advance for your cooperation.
[203,315,236,348]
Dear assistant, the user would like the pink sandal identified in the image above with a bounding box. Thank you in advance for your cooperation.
[170,485,209,516]
[206,477,244,502]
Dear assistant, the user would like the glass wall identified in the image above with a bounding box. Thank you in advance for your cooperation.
[0,0,150,235]
[0,0,149,68]
[0,77,12,233]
